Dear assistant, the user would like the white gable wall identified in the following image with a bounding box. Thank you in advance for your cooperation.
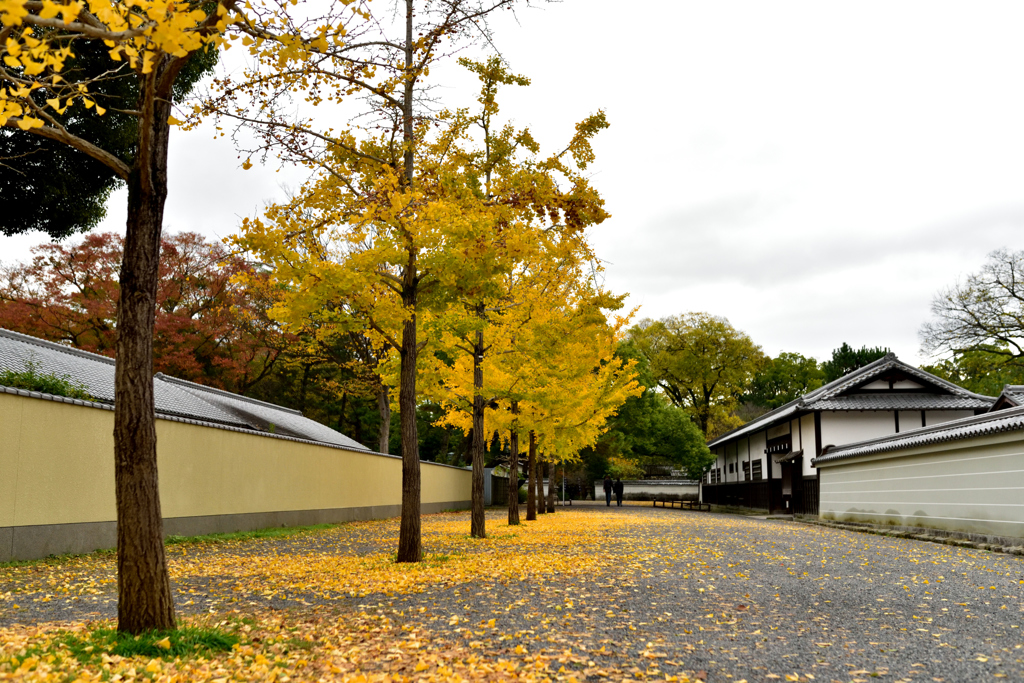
[860,380,925,390]
[925,410,975,427]
[820,412,896,450]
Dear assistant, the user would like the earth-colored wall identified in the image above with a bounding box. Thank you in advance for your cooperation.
[0,392,471,561]
[817,431,1024,540]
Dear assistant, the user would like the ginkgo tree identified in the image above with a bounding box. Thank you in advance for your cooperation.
[0,0,351,632]
[414,56,610,538]
[513,284,641,512]
[0,0,246,633]
[433,270,641,525]
[214,0,558,563]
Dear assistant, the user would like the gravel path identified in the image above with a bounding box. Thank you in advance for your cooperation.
[3,504,1023,682]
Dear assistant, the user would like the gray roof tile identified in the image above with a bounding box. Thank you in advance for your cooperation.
[810,395,991,411]
[157,374,370,451]
[0,329,245,426]
[0,328,118,402]
[0,328,367,449]
[993,385,1024,408]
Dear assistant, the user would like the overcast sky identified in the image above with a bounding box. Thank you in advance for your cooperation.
[4,0,1024,365]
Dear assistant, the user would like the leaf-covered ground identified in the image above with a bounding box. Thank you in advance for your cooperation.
[2,505,1024,681]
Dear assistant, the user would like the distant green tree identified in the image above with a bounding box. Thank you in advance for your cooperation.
[629,313,765,438]
[578,341,712,484]
[746,352,825,409]
[821,343,890,382]
[921,347,1024,397]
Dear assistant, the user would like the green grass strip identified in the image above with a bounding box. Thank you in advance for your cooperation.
[165,522,337,545]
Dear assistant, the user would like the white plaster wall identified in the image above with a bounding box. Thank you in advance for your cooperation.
[711,446,725,483]
[593,482,699,500]
[925,410,976,427]
[800,414,816,476]
[898,411,925,432]
[820,412,896,449]
[749,431,767,480]
[737,437,750,480]
[818,433,1024,539]
[727,441,737,482]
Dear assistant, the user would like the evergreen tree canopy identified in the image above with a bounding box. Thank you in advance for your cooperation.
[746,351,825,409]
[580,341,712,481]
[821,343,890,382]
[0,44,216,240]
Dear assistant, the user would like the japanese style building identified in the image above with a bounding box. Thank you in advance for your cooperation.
[702,353,995,514]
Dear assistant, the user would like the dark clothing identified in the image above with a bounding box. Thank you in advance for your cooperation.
[613,479,624,506]
[603,477,612,506]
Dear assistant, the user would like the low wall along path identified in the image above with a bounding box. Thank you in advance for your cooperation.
[0,391,471,562]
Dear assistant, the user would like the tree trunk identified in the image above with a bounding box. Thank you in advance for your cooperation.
[470,311,486,538]
[114,73,176,634]
[526,431,537,520]
[546,462,556,513]
[396,312,421,562]
[535,457,545,515]
[377,383,391,454]
[507,402,520,525]
[440,426,451,465]
[337,391,347,433]
[298,362,311,414]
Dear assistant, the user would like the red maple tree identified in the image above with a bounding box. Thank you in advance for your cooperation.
[0,232,287,394]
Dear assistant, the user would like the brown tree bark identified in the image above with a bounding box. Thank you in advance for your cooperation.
[546,462,556,513]
[507,402,520,525]
[526,431,536,521]
[535,456,545,515]
[392,0,424,563]
[396,311,422,562]
[377,384,391,454]
[114,65,179,634]
[470,310,486,538]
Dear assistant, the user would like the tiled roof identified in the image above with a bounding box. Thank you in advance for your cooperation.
[0,328,367,450]
[992,385,1024,409]
[157,374,370,451]
[0,384,402,460]
[810,395,991,411]
[0,328,118,402]
[809,355,985,402]
[0,329,247,426]
[707,353,995,448]
[1006,386,1024,401]
[812,404,1024,465]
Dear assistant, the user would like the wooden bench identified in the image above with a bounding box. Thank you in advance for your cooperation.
[651,499,709,512]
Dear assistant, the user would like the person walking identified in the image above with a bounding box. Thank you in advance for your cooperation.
[603,475,613,506]
[614,477,624,507]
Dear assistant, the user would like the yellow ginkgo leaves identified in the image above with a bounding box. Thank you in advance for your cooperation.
[0,0,234,132]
